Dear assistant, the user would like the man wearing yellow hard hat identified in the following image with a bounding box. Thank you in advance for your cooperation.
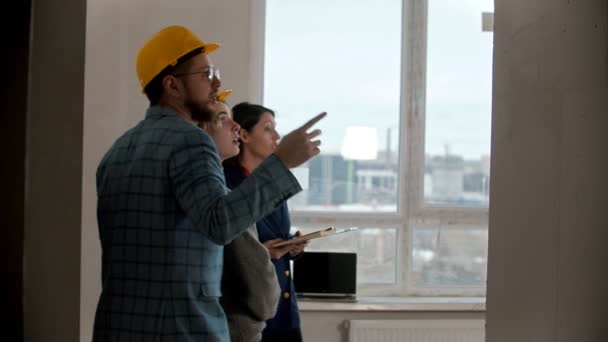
[93,25,325,342]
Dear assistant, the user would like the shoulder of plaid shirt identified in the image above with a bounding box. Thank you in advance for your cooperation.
[92,106,302,342]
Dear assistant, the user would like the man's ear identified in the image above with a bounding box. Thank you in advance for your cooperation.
[162,75,182,98]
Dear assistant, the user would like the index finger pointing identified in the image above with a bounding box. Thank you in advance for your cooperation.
[299,112,327,131]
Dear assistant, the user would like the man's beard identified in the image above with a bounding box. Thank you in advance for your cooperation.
[187,99,214,123]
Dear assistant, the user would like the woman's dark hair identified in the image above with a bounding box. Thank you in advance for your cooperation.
[223,101,275,167]
[144,48,204,105]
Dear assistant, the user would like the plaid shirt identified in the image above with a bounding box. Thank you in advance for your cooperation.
[92,106,301,342]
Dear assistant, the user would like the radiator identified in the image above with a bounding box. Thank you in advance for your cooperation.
[347,319,484,342]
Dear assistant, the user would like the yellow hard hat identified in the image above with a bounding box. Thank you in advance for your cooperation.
[217,89,233,102]
[136,25,220,91]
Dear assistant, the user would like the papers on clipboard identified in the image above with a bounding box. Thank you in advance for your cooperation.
[270,227,359,248]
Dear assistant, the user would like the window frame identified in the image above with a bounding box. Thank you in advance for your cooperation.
[252,0,489,297]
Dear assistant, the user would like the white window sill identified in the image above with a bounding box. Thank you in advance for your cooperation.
[298,297,486,312]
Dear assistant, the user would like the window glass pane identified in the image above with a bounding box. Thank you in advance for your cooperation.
[265,0,402,212]
[410,224,488,288]
[424,0,494,206]
[295,226,398,284]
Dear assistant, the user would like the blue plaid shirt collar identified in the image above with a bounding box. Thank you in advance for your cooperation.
[145,105,199,127]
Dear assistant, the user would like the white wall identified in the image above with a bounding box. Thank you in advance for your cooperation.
[486,0,608,341]
[300,310,484,342]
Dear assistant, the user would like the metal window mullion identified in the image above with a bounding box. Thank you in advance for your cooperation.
[290,211,404,225]
[413,208,489,227]
[401,0,429,297]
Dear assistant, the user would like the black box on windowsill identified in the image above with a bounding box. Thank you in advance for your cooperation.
[293,251,357,301]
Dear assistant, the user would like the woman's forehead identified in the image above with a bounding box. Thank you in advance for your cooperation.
[259,112,275,122]
[215,102,231,116]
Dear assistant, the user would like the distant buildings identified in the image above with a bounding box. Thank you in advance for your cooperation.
[292,150,490,287]
[290,150,489,210]
[425,153,490,206]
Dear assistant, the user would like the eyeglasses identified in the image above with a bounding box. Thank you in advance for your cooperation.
[172,65,220,82]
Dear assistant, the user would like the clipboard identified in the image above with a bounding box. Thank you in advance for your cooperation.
[270,227,359,248]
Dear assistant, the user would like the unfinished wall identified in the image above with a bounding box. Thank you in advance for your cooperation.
[486,0,608,341]
[24,0,86,341]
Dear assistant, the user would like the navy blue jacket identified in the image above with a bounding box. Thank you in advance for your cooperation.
[224,164,301,336]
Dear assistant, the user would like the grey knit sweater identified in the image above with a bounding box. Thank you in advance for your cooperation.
[221,226,281,342]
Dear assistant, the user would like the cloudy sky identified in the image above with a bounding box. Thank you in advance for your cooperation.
[263,0,494,160]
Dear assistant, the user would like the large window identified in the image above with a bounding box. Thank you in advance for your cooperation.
[263,0,492,296]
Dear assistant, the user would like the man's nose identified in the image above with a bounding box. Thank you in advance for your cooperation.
[212,77,221,89]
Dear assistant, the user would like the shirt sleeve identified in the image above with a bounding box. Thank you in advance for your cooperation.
[169,128,302,245]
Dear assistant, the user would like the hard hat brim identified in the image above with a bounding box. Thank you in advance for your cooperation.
[203,42,220,55]
[217,89,233,102]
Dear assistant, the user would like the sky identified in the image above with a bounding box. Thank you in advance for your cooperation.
[263,0,494,161]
